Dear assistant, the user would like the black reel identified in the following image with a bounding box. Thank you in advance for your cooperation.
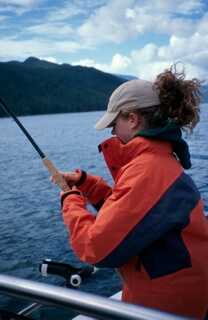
[39,259,97,288]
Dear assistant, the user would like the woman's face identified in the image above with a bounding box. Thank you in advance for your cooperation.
[110,112,141,143]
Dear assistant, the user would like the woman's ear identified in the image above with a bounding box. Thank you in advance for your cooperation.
[128,112,142,129]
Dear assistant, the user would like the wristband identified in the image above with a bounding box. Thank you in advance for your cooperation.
[61,190,82,207]
[75,170,87,187]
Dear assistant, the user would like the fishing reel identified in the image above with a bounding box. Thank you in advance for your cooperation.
[39,259,97,288]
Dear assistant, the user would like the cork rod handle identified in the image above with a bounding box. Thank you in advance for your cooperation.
[42,157,70,192]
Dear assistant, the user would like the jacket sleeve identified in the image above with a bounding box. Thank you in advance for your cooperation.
[77,173,112,210]
[63,154,201,269]
[62,163,153,267]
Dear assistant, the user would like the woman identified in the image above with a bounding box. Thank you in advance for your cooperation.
[57,67,208,319]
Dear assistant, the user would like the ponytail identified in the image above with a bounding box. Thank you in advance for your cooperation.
[153,65,201,131]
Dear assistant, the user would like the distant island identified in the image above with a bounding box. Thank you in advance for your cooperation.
[0,57,207,118]
[0,57,125,117]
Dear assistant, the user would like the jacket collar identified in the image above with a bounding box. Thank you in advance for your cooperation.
[98,136,173,180]
[136,121,191,170]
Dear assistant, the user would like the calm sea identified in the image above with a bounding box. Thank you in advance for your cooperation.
[0,107,207,318]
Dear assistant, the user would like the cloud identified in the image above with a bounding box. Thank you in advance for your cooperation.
[0,37,83,61]
[78,0,136,45]
[140,0,204,15]
[128,28,208,81]
[158,33,208,66]
[77,0,205,46]
[0,0,37,14]
[46,3,85,22]
[197,12,208,33]
[39,56,59,64]
[26,22,74,38]
[72,53,131,73]
[0,0,207,82]
[44,0,108,23]
[0,0,39,12]
[111,53,131,72]
[74,22,208,82]
[0,0,35,5]
[131,44,158,63]
[72,58,110,72]
[132,28,208,81]
[0,14,7,22]
[72,0,207,82]
[174,0,204,14]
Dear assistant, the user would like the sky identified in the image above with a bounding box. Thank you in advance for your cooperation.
[0,0,208,81]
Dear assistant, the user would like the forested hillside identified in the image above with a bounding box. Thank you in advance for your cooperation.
[0,57,207,118]
[0,57,125,117]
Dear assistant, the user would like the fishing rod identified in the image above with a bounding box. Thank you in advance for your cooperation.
[0,97,70,192]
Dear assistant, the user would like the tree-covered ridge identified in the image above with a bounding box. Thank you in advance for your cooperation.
[0,57,125,117]
[0,57,207,118]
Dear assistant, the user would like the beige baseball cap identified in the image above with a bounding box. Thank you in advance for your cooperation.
[95,79,160,130]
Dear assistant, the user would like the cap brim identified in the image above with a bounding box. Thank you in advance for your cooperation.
[95,111,119,130]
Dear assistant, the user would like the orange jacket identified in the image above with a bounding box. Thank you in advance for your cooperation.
[62,136,208,319]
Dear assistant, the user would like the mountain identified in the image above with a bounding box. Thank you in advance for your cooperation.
[0,57,125,117]
[0,58,206,118]
[115,74,138,81]
[201,85,208,103]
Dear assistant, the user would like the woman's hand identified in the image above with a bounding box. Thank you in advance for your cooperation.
[50,169,82,188]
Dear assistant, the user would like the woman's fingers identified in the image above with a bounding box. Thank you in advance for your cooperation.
[50,175,57,184]
[50,172,63,185]
[63,170,81,185]
[50,170,81,186]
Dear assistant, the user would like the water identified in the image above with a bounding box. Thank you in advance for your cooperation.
[0,107,207,318]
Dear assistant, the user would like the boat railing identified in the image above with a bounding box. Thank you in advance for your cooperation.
[0,274,191,320]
